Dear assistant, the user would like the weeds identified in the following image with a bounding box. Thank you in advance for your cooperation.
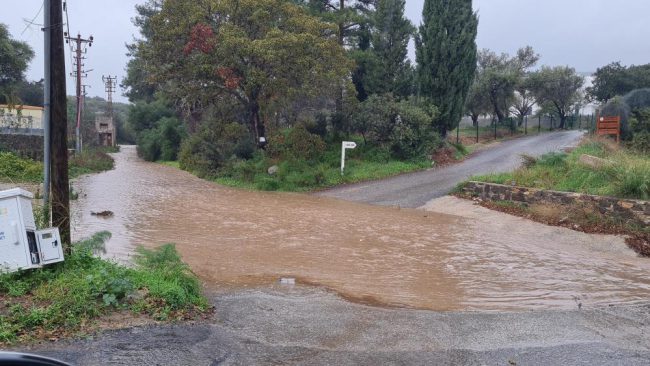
[0,231,208,345]
[0,149,115,184]
[472,138,650,200]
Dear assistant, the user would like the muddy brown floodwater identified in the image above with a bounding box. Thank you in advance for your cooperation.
[69,146,650,311]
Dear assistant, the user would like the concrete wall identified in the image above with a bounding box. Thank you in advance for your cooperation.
[463,181,650,225]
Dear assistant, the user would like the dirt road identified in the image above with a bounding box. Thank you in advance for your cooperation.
[318,130,585,207]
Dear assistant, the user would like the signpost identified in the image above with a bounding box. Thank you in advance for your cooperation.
[341,141,357,175]
[596,116,621,143]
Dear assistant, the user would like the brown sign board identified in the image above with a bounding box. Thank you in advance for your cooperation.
[596,116,621,142]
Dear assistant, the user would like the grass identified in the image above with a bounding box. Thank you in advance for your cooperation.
[471,138,650,200]
[176,137,468,192]
[0,231,208,345]
[0,147,116,184]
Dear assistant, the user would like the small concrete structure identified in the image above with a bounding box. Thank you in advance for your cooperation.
[95,113,116,147]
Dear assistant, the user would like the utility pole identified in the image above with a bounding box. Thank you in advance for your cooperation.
[43,0,51,216]
[48,0,71,248]
[65,33,93,153]
[102,75,117,117]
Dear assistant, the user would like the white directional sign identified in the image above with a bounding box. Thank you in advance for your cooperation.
[341,141,357,175]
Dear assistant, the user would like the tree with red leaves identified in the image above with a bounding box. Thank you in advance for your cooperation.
[143,0,353,145]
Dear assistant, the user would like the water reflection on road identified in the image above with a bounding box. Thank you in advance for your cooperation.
[70,146,650,311]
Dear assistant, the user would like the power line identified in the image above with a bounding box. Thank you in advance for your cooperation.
[21,1,44,35]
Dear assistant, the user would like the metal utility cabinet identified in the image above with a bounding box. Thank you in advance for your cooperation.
[0,188,64,273]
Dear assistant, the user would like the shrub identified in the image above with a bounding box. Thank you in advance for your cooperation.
[267,125,326,162]
[179,119,252,178]
[136,116,185,162]
[353,95,440,160]
[0,232,208,344]
[0,152,42,182]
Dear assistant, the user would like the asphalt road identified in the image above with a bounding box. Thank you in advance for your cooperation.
[19,287,650,365]
[318,130,585,207]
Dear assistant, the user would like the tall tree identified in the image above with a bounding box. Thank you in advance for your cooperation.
[122,0,163,103]
[587,62,650,103]
[371,0,413,97]
[416,0,478,137]
[511,83,535,127]
[144,0,353,144]
[465,79,490,126]
[477,46,538,124]
[0,24,34,104]
[529,66,584,129]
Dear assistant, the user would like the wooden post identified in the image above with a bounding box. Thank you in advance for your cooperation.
[49,0,71,250]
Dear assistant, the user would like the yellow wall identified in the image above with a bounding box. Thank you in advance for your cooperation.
[0,105,44,129]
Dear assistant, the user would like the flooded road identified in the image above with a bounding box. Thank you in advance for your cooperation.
[70,146,650,311]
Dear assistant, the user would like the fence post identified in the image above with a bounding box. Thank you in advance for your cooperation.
[538,115,541,133]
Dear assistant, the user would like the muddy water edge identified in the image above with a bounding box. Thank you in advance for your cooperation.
[66,146,650,312]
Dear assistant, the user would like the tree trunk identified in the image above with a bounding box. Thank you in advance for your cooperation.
[471,114,479,127]
[249,102,264,146]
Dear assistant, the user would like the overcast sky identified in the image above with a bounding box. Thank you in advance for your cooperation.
[2,0,649,103]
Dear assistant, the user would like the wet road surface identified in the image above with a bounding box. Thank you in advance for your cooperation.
[69,145,650,311]
[318,130,585,207]
[20,287,650,366]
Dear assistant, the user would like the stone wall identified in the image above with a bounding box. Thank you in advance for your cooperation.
[463,181,650,225]
[0,134,44,160]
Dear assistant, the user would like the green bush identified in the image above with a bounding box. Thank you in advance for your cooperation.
[136,116,185,162]
[179,119,252,178]
[352,95,440,160]
[0,152,42,182]
[0,232,208,344]
[267,125,326,162]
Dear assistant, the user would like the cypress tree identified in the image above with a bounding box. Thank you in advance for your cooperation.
[372,0,414,97]
[416,0,478,137]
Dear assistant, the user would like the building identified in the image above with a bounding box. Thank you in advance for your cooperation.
[94,113,116,147]
[0,104,44,131]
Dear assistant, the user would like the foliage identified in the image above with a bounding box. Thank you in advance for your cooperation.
[136,116,185,162]
[142,0,353,143]
[352,95,440,159]
[0,151,42,182]
[267,125,326,161]
[416,0,478,137]
[0,149,115,183]
[472,139,650,200]
[178,119,253,178]
[528,66,584,129]
[214,138,433,192]
[127,98,176,135]
[367,0,414,97]
[628,107,650,153]
[587,62,650,103]
[0,232,208,345]
[465,80,491,125]
[68,149,115,178]
[0,24,34,103]
[475,46,539,123]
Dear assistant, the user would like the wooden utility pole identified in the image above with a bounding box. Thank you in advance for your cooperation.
[49,0,71,248]
[66,33,93,153]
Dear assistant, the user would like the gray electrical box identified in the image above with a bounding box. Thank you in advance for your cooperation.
[0,188,64,273]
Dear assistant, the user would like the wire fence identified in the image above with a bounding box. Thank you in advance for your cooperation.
[453,114,599,144]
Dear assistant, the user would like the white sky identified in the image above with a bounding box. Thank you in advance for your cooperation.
[2,0,649,103]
